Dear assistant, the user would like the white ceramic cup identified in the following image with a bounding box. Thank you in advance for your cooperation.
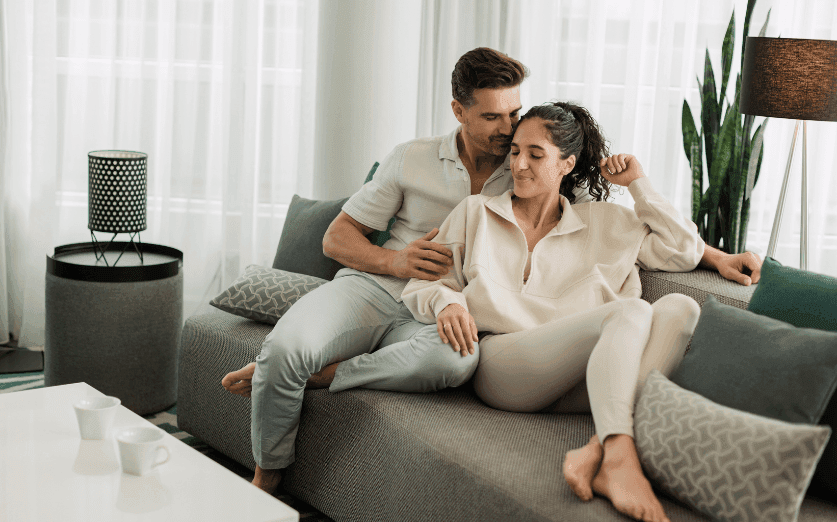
[73,396,121,440]
[116,427,170,476]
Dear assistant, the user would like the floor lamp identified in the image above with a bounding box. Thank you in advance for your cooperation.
[740,37,837,270]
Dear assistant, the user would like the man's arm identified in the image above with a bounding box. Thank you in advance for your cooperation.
[323,212,397,275]
[323,211,453,280]
[698,244,762,286]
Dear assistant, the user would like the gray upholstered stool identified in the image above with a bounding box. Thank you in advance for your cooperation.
[45,242,183,415]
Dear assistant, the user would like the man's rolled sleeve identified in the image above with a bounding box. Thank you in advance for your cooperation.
[341,144,407,231]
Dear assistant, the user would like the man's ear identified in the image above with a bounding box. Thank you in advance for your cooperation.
[451,100,466,124]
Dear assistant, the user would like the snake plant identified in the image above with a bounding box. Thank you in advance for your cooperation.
[682,0,770,254]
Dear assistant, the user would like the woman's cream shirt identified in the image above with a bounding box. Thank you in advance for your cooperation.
[401,177,705,334]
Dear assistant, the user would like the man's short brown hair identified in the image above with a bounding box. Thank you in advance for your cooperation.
[451,48,529,108]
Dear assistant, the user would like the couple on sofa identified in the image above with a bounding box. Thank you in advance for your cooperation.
[221,47,762,522]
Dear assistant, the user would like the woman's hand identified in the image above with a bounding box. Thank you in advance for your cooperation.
[436,303,478,357]
[599,154,645,187]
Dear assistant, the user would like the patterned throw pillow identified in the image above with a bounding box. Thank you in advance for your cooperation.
[635,370,831,522]
[210,265,327,324]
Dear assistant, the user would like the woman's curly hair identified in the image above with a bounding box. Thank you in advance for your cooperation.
[518,101,613,203]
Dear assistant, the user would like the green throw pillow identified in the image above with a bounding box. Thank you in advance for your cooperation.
[272,194,349,281]
[748,256,837,331]
[746,257,837,499]
[670,295,837,425]
[271,162,393,281]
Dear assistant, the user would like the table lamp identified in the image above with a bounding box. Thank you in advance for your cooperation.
[740,37,837,270]
[88,150,148,266]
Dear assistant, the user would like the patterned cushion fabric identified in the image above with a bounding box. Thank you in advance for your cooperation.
[636,370,832,522]
[210,265,327,324]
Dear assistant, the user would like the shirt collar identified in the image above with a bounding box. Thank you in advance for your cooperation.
[485,189,587,236]
[439,126,461,161]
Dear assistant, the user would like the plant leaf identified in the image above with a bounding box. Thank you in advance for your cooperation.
[759,8,771,37]
[741,0,757,70]
[702,50,720,174]
[682,101,699,161]
[745,119,768,199]
[710,97,736,189]
[726,77,744,255]
[692,133,704,223]
[720,11,735,105]
[738,197,751,253]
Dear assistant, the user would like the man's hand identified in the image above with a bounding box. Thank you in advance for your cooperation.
[436,303,478,357]
[700,244,762,285]
[390,228,453,280]
[714,251,762,286]
[599,154,645,187]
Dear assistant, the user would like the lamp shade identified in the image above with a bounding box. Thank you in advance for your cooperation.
[740,37,837,122]
[88,150,148,233]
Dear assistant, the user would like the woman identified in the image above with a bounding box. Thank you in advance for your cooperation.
[401,101,703,522]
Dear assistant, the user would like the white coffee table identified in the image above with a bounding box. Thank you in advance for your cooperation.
[0,382,299,522]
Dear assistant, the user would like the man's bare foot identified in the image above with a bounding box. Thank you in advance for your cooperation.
[306,362,340,389]
[221,362,256,397]
[592,434,670,522]
[252,465,282,496]
[564,434,603,502]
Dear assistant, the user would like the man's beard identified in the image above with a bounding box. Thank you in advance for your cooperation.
[474,133,512,157]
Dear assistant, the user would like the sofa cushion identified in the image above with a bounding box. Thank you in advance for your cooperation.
[669,295,837,426]
[745,257,837,498]
[209,265,327,324]
[636,370,831,522]
[748,256,837,331]
[271,163,390,281]
[272,194,350,281]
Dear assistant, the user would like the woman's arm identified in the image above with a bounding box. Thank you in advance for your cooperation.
[600,154,704,271]
[401,198,479,355]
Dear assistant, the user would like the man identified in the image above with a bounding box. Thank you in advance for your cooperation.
[222,48,761,505]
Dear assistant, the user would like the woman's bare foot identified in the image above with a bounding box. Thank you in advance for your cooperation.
[221,362,256,397]
[306,362,340,389]
[252,465,282,495]
[592,434,670,522]
[564,434,603,501]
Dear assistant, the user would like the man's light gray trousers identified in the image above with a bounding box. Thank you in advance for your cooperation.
[250,274,477,469]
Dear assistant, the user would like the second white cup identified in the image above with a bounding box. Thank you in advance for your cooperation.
[116,427,170,476]
[73,396,121,440]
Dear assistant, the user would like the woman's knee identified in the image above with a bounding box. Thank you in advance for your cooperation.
[612,298,653,330]
[652,293,700,334]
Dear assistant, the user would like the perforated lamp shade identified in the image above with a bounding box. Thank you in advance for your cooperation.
[88,150,148,233]
[740,37,837,122]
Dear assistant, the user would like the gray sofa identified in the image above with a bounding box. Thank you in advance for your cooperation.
[177,268,837,522]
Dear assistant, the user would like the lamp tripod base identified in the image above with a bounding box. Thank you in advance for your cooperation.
[765,120,808,271]
[90,231,145,266]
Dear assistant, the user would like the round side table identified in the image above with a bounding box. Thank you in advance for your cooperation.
[45,242,183,415]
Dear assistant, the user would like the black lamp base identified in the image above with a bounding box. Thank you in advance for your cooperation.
[90,230,144,266]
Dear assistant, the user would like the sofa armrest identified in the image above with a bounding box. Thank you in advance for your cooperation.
[639,268,757,310]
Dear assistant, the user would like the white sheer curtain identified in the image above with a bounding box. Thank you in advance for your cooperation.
[419,0,837,277]
[1,0,319,346]
[3,0,837,348]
